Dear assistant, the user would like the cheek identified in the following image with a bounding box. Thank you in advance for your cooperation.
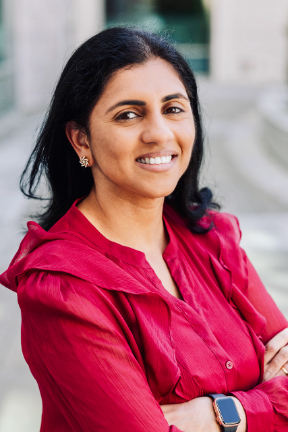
[90,131,134,175]
[176,128,196,177]
[178,123,196,157]
[90,125,118,158]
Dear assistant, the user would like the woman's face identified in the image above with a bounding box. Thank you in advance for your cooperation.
[87,57,195,200]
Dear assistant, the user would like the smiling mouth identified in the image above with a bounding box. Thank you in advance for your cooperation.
[136,155,176,165]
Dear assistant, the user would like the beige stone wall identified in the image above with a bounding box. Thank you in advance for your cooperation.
[210,0,288,84]
[12,0,105,113]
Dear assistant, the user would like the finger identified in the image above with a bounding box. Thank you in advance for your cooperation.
[265,345,288,379]
[272,362,288,379]
[263,345,288,381]
[264,328,288,365]
[280,363,288,377]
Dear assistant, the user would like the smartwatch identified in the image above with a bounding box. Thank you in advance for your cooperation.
[207,394,241,432]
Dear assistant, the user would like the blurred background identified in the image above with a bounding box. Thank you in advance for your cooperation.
[0,0,288,430]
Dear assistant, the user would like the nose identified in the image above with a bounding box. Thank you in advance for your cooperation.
[140,112,174,145]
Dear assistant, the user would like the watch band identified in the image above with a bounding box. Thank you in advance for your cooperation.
[221,426,238,432]
[208,393,226,401]
[207,394,239,432]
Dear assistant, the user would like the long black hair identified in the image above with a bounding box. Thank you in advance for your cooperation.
[20,27,218,232]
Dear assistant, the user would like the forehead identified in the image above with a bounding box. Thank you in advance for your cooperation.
[99,58,187,104]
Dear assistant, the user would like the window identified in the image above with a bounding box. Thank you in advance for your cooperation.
[106,0,210,74]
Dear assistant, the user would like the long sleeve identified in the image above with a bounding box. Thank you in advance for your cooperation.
[242,251,288,344]
[231,241,288,432]
[7,205,288,432]
[232,377,288,432]
[211,212,288,432]
[18,271,182,432]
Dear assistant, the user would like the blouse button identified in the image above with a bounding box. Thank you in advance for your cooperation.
[226,360,233,370]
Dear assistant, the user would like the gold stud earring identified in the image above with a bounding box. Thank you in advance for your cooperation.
[79,156,89,168]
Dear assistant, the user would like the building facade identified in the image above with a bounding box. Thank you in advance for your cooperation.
[210,0,288,85]
[0,0,287,117]
[0,0,105,115]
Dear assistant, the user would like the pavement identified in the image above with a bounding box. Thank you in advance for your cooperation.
[0,81,287,431]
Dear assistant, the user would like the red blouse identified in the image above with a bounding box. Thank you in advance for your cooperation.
[1,201,287,432]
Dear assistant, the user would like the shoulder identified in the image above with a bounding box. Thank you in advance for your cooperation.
[164,204,242,247]
[211,211,241,237]
[210,211,242,248]
[18,270,93,310]
[17,269,129,332]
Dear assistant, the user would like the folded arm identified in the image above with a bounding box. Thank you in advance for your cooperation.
[18,246,288,432]
[162,251,288,432]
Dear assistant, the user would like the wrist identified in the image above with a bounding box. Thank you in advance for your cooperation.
[207,394,246,432]
[230,397,246,432]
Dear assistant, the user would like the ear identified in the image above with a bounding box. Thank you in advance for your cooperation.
[65,122,94,167]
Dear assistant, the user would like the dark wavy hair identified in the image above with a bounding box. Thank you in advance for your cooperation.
[20,27,219,232]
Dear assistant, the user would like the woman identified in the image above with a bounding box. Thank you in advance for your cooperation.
[1,27,288,432]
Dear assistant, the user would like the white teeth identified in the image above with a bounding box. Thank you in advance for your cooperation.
[137,155,174,165]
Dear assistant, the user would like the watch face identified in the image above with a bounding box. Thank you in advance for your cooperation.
[215,398,241,426]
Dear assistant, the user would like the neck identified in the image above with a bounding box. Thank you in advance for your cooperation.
[77,184,167,256]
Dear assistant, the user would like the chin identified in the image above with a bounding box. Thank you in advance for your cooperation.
[134,184,178,200]
[119,175,180,200]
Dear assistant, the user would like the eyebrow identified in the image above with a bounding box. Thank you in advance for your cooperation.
[105,93,189,114]
[162,93,189,103]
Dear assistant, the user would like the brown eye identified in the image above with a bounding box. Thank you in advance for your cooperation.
[116,111,138,120]
[164,107,183,114]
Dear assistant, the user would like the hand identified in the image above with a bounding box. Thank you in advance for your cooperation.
[160,396,246,432]
[263,328,288,382]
